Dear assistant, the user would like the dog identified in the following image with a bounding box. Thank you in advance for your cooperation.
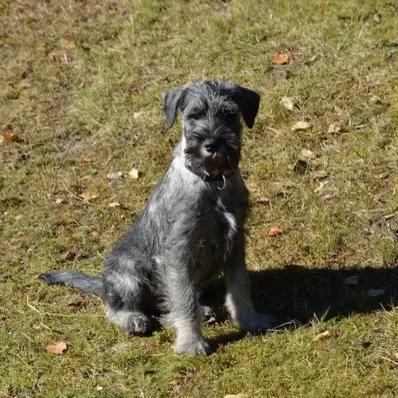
[40,80,275,355]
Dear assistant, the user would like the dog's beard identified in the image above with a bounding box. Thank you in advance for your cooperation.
[184,142,240,177]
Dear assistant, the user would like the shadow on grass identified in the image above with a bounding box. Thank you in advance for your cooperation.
[204,264,398,350]
[251,264,398,323]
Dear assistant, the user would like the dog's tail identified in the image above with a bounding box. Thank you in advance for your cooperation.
[39,270,104,297]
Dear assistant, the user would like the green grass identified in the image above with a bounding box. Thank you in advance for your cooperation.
[1,0,398,396]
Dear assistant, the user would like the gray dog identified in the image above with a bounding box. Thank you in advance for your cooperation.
[41,80,274,355]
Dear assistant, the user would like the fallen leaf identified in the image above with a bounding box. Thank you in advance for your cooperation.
[313,170,329,180]
[55,197,64,205]
[0,129,19,144]
[320,0,327,12]
[314,180,329,193]
[255,197,270,205]
[313,330,331,342]
[59,250,76,263]
[45,341,68,355]
[280,96,295,111]
[334,105,348,119]
[293,159,310,174]
[320,193,335,201]
[107,171,123,181]
[128,168,140,180]
[133,111,144,120]
[271,53,290,65]
[341,249,356,258]
[267,226,284,237]
[299,148,316,160]
[108,202,121,208]
[67,297,88,309]
[291,121,311,132]
[91,231,100,241]
[224,394,248,398]
[344,275,359,286]
[373,13,381,24]
[79,190,98,202]
[367,288,385,297]
[327,123,341,134]
[60,39,76,49]
[368,95,382,105]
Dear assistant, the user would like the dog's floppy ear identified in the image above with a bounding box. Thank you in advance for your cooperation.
[163,86,185,129]
[233,85,260,129]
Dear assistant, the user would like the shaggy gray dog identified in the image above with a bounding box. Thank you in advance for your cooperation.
[41,80,274,355]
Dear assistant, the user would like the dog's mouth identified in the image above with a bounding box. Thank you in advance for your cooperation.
[184,145,239,180]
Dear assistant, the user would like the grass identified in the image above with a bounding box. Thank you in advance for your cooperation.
[1,0,398,396]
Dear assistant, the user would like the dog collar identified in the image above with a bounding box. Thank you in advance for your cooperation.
[185,164,229,190]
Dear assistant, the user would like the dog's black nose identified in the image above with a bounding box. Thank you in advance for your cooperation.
[203,139,221,153]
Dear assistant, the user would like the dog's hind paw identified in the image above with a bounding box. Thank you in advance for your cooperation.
[174,338,212,356]
[238,312,276,333]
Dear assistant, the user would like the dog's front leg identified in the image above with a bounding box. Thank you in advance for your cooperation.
[160,256,212,355]
[225,230,275,332]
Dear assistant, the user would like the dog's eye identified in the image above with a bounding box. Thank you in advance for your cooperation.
[221,111,237,122]
[192,133,204,141]
[188,113,201,121]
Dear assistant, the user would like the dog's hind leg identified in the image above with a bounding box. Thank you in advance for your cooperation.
[103,254,157,335]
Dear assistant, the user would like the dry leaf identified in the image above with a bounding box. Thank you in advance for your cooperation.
[107,171,123,181]
[280,96,295,111]
[55,197,64,205]
[334,105,347,119]
[255,197,270,205]
[91,231,100,241]
[344,275,359,286]
[299,149,316,160]
[291,121,311,132]
[314,180,329,193]
[60,39,76,49]
[293,159,310,174]
[367,288,385,297]
[320,0,327,12]
[313,330,331,342]
[224,394,248,398]
[267,226,284,237]
[45,341,68,355]
[368,95,382,105]
[313,170,329,181]
[108,202,121,208]
[128,168,139,180]
[327,123,341,134]
[0,129,19,144]
[80,190,98,202]
[271,53,290,65]
[320,193,335,201]
[59,250,76,263]
[133,111,144,120]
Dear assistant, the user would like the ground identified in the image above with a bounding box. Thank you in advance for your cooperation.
[1,0,398,397]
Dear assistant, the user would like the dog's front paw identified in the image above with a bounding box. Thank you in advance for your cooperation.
[126,313,155,336]
[174,338,212,355]
[201,305,217,325]
[238,312,276,333]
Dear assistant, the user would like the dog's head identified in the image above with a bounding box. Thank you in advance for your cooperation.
[163,80,260,178]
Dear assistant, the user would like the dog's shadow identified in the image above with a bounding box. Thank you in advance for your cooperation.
[205,264,398,349]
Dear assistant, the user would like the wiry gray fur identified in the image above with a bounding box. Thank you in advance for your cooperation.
[40,80,275,355]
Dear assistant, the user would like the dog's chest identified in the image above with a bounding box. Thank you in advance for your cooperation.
[195,194,238,274]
